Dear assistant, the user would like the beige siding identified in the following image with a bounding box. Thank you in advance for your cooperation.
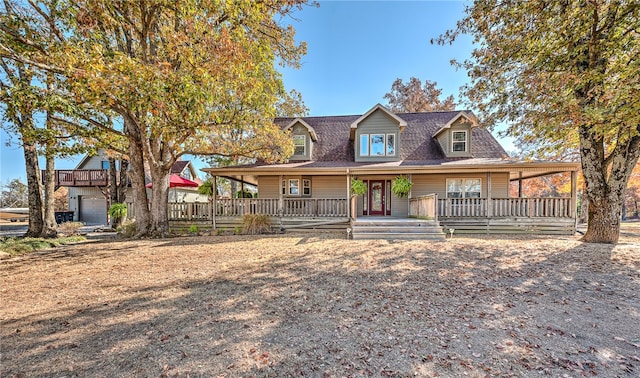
[257,176,280,198]
[436,119,473,158]
[411,172,509,198]
[355,109,401,163]
[257,175,347,199]
[311,176,347,198]
[289,123,312,161]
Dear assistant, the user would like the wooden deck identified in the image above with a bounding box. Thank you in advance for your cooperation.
[42,169,109,187]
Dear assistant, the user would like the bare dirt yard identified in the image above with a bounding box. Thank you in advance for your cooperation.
[1,224,639,377]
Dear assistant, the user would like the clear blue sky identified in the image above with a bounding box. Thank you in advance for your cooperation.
[0,0,513,184]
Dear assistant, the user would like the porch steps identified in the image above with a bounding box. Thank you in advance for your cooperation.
[350,218,446,240]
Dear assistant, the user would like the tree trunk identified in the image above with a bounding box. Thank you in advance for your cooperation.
[149,167,171,237]
[23,138,44,237]
[579,124,640,243]
[582,195,622,243]
[124,119,151,237]
[41,153,58,238]
[118,159,129,203]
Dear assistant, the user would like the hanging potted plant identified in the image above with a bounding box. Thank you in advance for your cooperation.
[391,175,413,198]
[350,178,367,196]
[108,202,128,229]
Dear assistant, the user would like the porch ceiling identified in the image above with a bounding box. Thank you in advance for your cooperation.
[202,159,580,179]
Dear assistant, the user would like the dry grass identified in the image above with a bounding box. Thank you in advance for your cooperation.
[1,225,639,377]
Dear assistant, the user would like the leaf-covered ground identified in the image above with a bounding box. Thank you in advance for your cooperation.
[1,224,639,377]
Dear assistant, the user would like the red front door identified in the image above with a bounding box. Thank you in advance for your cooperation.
[369,180,385,216]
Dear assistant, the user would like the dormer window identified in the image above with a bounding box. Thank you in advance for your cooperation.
[359,133,396,157]
[452,131,467,152]
[293,135,306,156]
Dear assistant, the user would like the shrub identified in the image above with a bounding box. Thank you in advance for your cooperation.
[58,221,84,236]
[118,219,137,238]
[242,214,271,235]
[235,190,253,198]
[188,224,199,234]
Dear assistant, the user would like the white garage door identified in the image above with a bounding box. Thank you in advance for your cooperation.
[79,196,107,225]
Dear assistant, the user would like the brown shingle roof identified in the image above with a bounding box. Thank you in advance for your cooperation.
[274,111,507,165]
[171,160,190,175]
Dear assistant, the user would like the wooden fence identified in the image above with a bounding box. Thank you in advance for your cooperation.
[408,194,438,221]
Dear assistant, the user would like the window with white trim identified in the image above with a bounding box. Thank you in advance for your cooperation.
[282,177,311,196]
[293,135,306,156]
[303,179,311,195]
[446,178,481,198]
[359,133,396,157]
[288,179,299,195]
[452,131,467,152]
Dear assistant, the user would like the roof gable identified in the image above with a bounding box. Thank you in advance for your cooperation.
[284,118,318,141]
[349,104,407,138]
[433,112,478,138]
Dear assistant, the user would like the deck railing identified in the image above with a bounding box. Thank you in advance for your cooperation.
[409,194,438,221]
[168,198,348,220]
[438,197,573,218]
[43,169,109,187]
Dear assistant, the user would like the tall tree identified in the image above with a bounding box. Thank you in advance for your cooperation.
[384,77,456,113]
[439,0,640,243]
[0,178,28,208]
[2,1,310,237]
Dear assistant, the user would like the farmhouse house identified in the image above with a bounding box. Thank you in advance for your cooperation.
[201,104,580,238]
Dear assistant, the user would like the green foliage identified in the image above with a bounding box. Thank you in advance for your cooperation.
[57,221,84,236]
[242,214,271,235]
[188,225,199,234]
[0,236,86,256]
[108,203,127,218]
[391,176,413,198]
[351,178,367,196]
[235,190,254,198]
[233,226,242,235]
[197,180,215,197]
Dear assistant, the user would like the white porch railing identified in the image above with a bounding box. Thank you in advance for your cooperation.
[409,194,438,221]
[437,197,573,218]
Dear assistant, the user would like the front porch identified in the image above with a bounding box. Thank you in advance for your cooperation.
[166,195,576,235]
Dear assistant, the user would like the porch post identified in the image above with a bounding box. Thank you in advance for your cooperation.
[570,170,578,221]
[408,173,412,214]
[212,175,216,230]
[518,171,523,197]
[486,172,492,218]
[279,174,284,216]
[346,170,352,219]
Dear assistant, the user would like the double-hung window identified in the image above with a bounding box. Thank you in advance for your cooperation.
[293,135,306,156]
[452,131,467,152]
[282,177,311,196]
[446,178,481,198]
[360,133,396,157]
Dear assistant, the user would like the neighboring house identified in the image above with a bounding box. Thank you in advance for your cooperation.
[48,151,205,225]
[203,104,580,237]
